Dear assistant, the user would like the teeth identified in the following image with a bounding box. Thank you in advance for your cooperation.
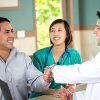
[8,41,13,43]
[54,38,59,40]
[97,37,99,39]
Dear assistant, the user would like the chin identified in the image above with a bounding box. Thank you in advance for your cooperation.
[97,43,100,46]
[8,46,13,50]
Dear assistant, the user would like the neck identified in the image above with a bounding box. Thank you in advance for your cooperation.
[51,44,66,64]
[51,44,65,55]
[0,49,10,62]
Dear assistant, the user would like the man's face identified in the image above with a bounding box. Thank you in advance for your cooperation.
[93,19,100,46]
[0,21,14,51]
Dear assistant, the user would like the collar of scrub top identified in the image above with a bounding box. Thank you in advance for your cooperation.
[43,46,71,73]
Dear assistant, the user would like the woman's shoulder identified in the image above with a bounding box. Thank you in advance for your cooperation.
[34,46,51,55]
[67,48,80,55]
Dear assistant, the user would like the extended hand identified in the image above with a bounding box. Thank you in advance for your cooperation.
[60,86,73,100]
[43,66,53,83]
[65,84,75,93]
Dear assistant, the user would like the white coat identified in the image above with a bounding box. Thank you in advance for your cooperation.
[53,52,100,100]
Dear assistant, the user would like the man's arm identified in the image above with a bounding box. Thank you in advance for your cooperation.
[27,64,51,92]
[39,88,62,96]
[51,54,100,84]
[25,54,52,92]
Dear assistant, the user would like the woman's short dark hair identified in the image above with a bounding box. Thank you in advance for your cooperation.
[97,11,100,18]
[49,19,73,47]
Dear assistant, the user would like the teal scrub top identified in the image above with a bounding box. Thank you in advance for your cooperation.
[29,46,82,99]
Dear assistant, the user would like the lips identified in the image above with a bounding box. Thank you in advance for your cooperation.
[8,41,13,44]
[54,37,60,40]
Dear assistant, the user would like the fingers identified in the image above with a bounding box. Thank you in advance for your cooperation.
[44,66,52,74]
[60,92,67,100]
[65,84,69,87]
[60,86,73,100]
[44,66,49,73]
[43,66,53,83]
[67,86,75,93]
[61,86,66,93]
[43,73,52,83]
[67,91,73,100]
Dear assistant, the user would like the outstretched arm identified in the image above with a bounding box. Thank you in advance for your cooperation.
[50,54,100,84]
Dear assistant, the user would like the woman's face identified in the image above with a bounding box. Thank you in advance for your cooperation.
[49,23,67,46]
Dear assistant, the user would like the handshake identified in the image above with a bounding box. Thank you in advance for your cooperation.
[43,65,73,100]
[43,64,55,83]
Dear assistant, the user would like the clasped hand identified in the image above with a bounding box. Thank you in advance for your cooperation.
[43,66,53,83]
[60,86,73,100]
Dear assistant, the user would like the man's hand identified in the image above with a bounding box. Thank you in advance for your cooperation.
[65,84,76,93]
[60,86,73,100]
[43,66,53,83]
[50,64,56,73]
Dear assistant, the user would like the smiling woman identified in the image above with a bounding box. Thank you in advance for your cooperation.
[29,19,82,99]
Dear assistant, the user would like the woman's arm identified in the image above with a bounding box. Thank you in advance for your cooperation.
[39,88,62,96]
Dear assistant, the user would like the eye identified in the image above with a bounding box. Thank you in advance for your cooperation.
[51,30,54,32]
[96,26,100,29]
[5,31,9,33]
[11,30,13,33]
[58,29,62,31]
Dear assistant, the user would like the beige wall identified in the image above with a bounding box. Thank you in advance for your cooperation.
[73,30,81,56]
[73,30,100,62]
[13,29,37,56]
[13,36,36,56]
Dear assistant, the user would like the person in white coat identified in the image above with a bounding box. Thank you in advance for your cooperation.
[46,11,100,100]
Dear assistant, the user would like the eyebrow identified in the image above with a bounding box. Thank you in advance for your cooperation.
[58,27,63,29]
[51,27,63,29]
[5,29,13,32]
[96,25,100,28]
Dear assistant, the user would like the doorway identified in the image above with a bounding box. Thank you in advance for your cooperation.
[35,0,61,50]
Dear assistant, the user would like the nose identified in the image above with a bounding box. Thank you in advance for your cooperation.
[93,27,97,34]
[9,31,14,38]
[54,30,58,35]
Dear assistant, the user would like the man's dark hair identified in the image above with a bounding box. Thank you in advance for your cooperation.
[97,11,100,18]
[0,17,10,31]
[49,19,73,47]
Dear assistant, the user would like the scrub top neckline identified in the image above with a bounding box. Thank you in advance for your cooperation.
[48,48,69,65]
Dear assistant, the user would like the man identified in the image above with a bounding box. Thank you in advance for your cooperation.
[47,11,100,100]
[0,17,52,100]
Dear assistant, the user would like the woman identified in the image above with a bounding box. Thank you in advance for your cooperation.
[29,19,82,99]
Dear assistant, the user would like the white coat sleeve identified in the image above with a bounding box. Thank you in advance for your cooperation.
[75,90,86,100]
[52,52,100,84]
